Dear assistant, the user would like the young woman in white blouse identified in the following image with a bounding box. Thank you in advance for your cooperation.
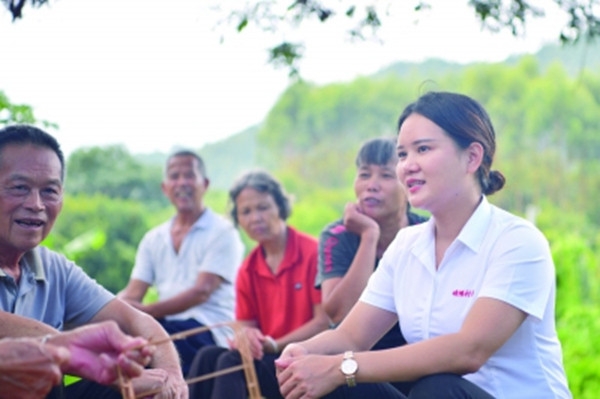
[275,91,571,399]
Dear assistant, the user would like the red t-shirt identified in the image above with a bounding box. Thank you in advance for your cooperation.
[235,226,321,339]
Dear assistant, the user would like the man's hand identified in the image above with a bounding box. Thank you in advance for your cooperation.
[129,368,188,399]
[90,299,189,398]
[50,321,154,385]
[0,337,69,399]
[343,202,380,238]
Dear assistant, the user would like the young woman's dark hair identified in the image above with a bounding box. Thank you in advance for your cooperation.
[397,91,505,196]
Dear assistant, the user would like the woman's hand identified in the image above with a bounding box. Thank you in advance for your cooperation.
[230,326,267,360]
[343,202,380,237]
[274,342,308,372]
[276,350,342,399]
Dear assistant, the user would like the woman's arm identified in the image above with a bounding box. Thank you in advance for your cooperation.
[282,302,397,357]
[321,204,380,324]
[348,298,527,383]
[269,304,330,353]
[277,298,526,398]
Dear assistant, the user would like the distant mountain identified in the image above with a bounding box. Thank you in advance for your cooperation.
[135,151,168,167]
[132,125,258,192]
[132,39,600,192]
[374,40,600,79]
[374,58,467,79]
[505,39,600,75]
[195,125,259,191]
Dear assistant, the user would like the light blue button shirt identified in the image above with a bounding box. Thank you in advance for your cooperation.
[0,246,114,331]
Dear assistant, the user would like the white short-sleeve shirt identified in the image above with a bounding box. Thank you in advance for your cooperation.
[360,197,571,398]
[131,208,244,347]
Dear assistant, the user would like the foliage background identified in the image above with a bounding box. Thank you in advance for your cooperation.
[2,40,599,397]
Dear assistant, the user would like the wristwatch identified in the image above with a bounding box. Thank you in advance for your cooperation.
[340,351,358,387]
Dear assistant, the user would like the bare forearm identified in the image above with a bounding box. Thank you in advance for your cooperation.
[289,333,477,394]
[144,288,210,319]
[149,339,183,375]
[334,299,523,383]
[117,279,150,304]
[300,303,397,356]
[354,334,479,383]
[293,328,360,356]
[0,312,58,338]
[130,324,182,378]
[324,233,378,324]
[276,316,330,351]
[92,301,183,375]
[119,312,181,372]
[145,274,222,319]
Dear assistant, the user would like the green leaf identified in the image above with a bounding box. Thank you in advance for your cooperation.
[237,17,248,32]
[62,229,107,259]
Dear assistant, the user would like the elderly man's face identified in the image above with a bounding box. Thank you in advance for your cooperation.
[0,144,63,257]
[161,155,208,214]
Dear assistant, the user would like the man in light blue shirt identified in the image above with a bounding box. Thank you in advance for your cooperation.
[0,125,187,399]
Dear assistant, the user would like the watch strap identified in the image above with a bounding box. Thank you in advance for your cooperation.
[342,351,357,387]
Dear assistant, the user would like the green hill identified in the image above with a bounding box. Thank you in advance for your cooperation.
[506,39,600,75]
[196,125,259,191]
[132,39,600,193]
[374,58,467,79]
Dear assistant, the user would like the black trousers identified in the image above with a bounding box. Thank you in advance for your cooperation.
[158,318,216,375]
[46,380,122,399]
[188,345,282,399]
[322,373,495,399]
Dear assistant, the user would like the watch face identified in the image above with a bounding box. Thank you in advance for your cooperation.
[341,358,358,374]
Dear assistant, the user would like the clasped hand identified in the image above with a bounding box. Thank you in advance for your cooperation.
[275,344,341,399]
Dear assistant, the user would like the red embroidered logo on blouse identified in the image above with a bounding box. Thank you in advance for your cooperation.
[452,289,475,297]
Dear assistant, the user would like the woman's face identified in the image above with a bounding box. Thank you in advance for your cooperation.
[235,187,284,243]
[354,160,406,222]
[396,113,475,214]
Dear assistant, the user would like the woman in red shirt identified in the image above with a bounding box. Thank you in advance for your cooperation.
[188,170,329,399]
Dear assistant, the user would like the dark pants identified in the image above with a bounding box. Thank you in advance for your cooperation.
[188,345,282,399]
[46,380,122,399]
[323,373,495,399]
[158,318,215,375]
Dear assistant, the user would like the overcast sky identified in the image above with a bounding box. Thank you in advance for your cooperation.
[0,0,566,155]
